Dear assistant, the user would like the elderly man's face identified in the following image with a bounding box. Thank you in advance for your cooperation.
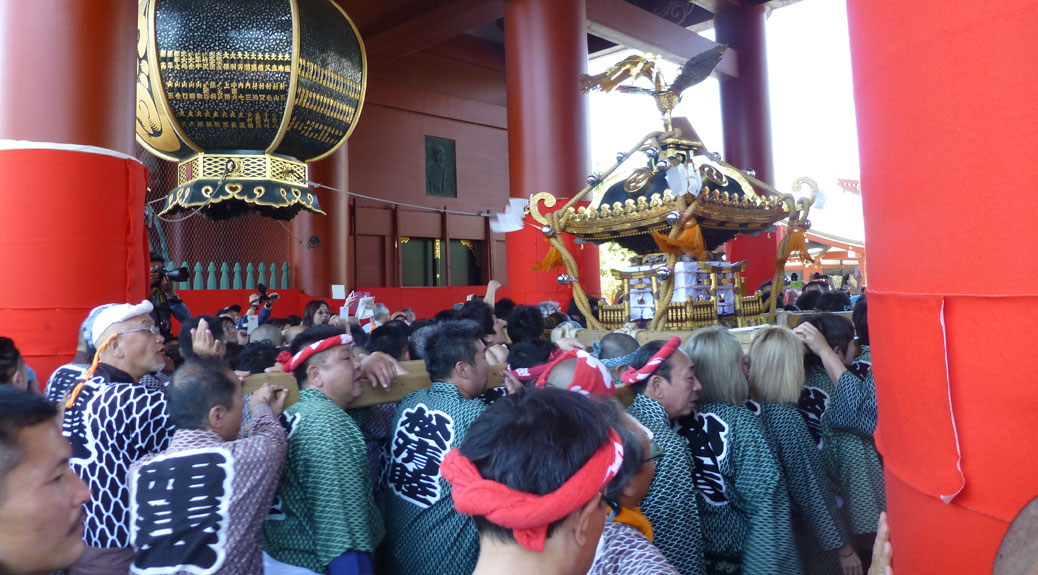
[0,419,90,574]
[113,314,166,380]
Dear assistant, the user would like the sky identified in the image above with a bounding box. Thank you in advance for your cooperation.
[588,0,863,241]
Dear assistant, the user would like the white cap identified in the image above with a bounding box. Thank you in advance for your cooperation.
[91,300,155,347]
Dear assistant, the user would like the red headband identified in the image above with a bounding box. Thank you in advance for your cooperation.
[620,336,682,385]
[276,334,354,372]
[507,347,565,382]
[534,350,615,397]
[441,428,624,552]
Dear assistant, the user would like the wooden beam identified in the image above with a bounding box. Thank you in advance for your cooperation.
[585,0,737,78]
[364,0,504,68]
[689,0,740,14]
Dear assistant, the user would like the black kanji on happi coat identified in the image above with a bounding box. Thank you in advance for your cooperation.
[797,385,830,449]
[388,404,456,508]
[131,449,233,574]
[675,412,730,506]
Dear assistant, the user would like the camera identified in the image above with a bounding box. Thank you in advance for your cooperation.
[257,283,279,304]
[160,267,191,283]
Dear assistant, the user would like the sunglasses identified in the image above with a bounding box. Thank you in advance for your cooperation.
[601,492,621,521]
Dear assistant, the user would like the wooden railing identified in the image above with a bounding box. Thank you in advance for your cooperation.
[167,261,292,291]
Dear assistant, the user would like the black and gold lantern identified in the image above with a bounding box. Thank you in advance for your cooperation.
[135,0,366,220]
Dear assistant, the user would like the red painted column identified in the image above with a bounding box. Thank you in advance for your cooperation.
[716,4,779,290]
[504,0,601,307]
[0,0,141,381]
[847,1,1038,571]
[292,147,349,298]
[0,0,136,154]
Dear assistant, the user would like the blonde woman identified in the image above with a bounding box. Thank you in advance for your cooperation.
[677,326,799,575]
[748,326,861,575]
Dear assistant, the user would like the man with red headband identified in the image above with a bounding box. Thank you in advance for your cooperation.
[535,349,616,397]
[441,387,624,575]
[262,325,384,575]
[623,338,706,575]
[383,320,491,575]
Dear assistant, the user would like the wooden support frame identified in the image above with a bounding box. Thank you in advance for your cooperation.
[364,0,505,67]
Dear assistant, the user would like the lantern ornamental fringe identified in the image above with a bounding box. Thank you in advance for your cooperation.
[531,244,565,272]
[782,225,814,265]
[651,220,706,260]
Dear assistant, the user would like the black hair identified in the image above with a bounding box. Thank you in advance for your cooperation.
[369,323,410,361]
[290,324,348,386]
[457,300,495,340]
[802,313,856,368]
[423,320,483,382]
[302,300,330,328]
[349,323,368,349]
[433,308,459,323]
[506,305,545,344]
[598,333,639,361]
[507,339,557,370]
[286,315,303,327]
[408,325,434,361]
[566,296,599,328]
[494,298,517,321]
[458,387,612,544]
[628,340,675,395]
[0,337,23,384]
[166,361,237,430]
[0,386,57,493]
[757,279,773,292]
[236,341,280,374]
[269,318,289,331]
[794,290,821,311]
[178,315,223,361]
[816,291,851,312]
[602,403,644,501]
[409,319,434,336]
[852,296,869,346]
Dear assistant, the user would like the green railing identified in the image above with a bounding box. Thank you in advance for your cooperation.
[170,261,291,291]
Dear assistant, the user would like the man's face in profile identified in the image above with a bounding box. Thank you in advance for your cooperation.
[0,419,90,575]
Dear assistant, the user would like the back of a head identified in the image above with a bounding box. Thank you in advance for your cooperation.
[408,325,435,361]
[167,360,237,430]
[748,326,804,405]
[684,326,748,405]
[283,325,306,346]
[494,298,516,321]
[994,496,1038,575]
[0,337,22,385]
[543,358,577,390]
[423,320,482,382]
[369,323,410,360]
[602,406,646,502]
[236,341,279,374]
[250,324,284,348]
[506,305,545,344]
[0,386,56,486]
[508,338,556,370]
[795,290,821,311]
[852,296,869,346]
[373,303,391,321]
[179,315,221,361]
[286,315,303,327]
[802,313,855,368]
[290,324,347,385]
[457,387,612,543]
[457,300,495,339]
[433,308,459,323]
[598,333,639,361]
[816,292,851,312]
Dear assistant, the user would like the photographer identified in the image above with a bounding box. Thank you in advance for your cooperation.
[244,283,278,327]
[149,252,191,341]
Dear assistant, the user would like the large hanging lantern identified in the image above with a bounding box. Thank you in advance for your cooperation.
[135,0,366,220]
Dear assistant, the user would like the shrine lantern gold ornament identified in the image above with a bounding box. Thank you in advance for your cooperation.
[136,0,366,220]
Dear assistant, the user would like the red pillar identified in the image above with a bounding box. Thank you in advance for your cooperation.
[847,1,1038,571]
[0,0,141,380]
[716,4,779,290]
[292,147,349,298]
[504,0,601,306]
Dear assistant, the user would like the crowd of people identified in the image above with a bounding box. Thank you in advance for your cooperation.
[0,263,899,575]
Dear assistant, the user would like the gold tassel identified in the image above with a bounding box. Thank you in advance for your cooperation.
[531,244,564,272]
[783,225,814,265]
[652,220,707,260]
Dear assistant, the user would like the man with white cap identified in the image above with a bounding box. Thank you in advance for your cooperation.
[62,300,175,575]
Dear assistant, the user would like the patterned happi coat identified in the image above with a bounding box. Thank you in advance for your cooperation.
[626,394,705,575]
[589,520,681,575]
[675,402,800,575]
[62,364,174,549]
[747,399,848,575]
[382,382,487,575]
[44,362,88,404]
[262,389,384,572]
[805,358,886,537]
[127,404,287,575]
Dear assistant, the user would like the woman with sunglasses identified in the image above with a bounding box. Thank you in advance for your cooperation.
[748,326,860,575]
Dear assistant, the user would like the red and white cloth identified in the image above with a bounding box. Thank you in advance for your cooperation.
[534,349,615,397]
